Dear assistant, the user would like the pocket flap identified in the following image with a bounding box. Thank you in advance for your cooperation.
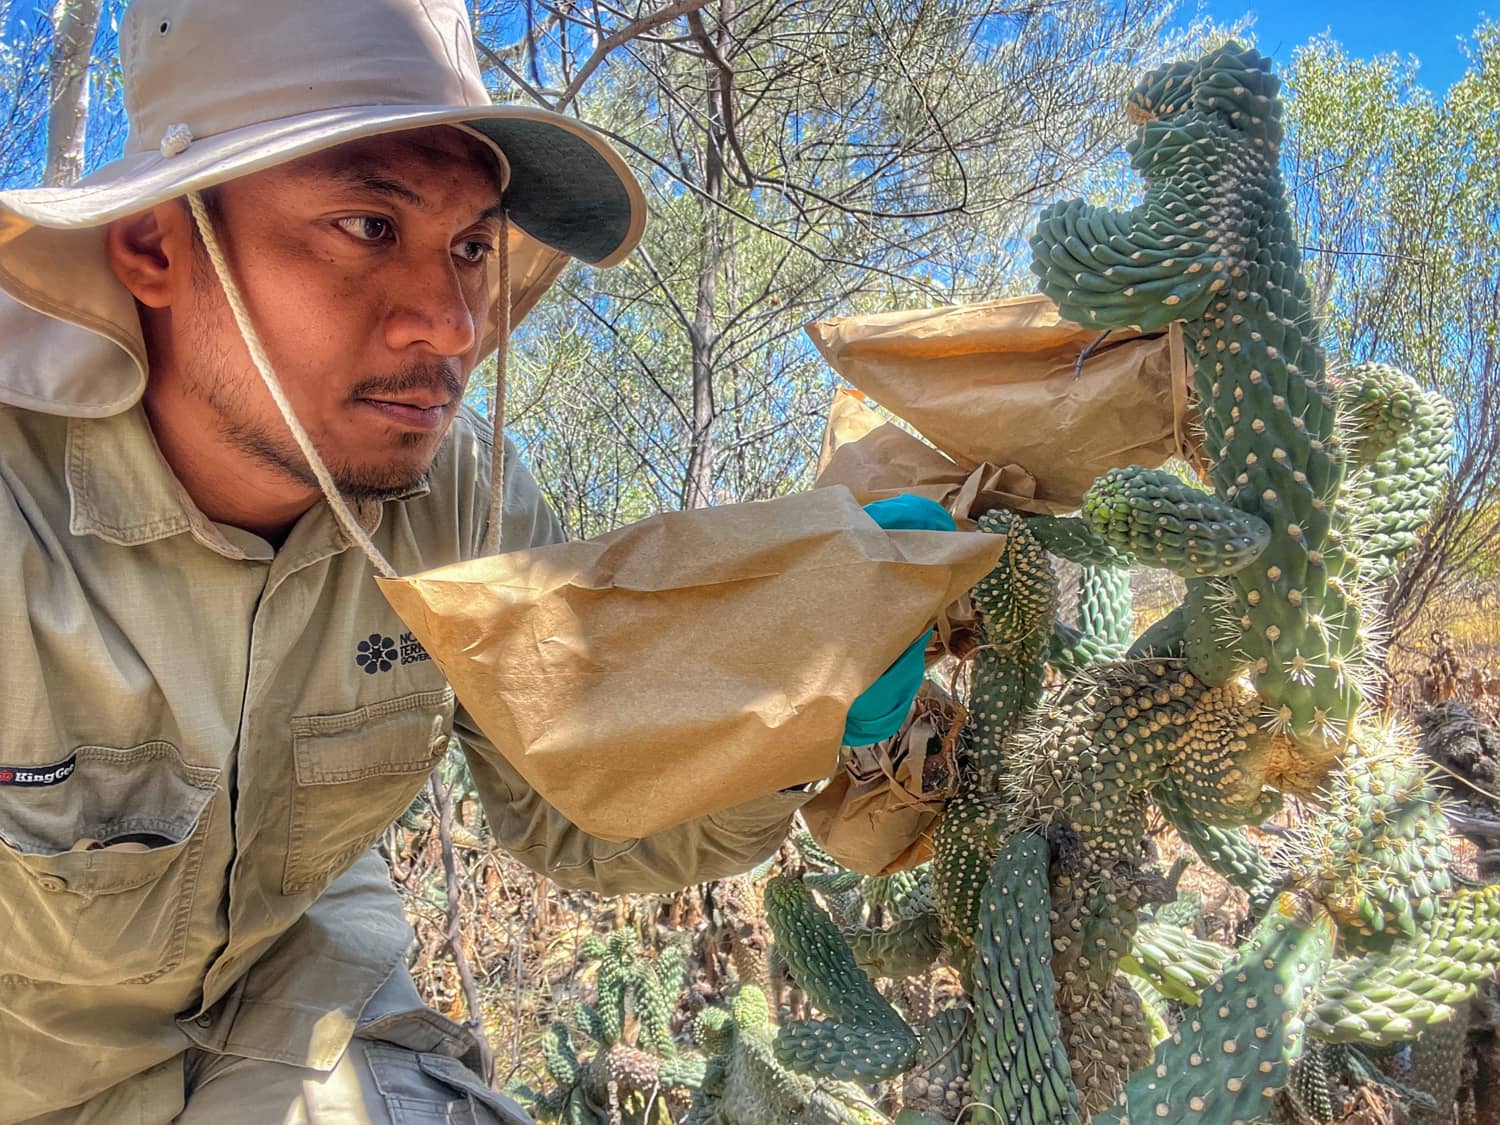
[292,688,456,785]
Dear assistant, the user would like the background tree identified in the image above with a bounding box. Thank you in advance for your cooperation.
[1279,28,1500,663]
[44,0,103,184]
[475,0,1212,530]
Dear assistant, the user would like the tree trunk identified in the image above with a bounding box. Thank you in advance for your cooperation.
[45,0,104,187]
[680,0,733,510]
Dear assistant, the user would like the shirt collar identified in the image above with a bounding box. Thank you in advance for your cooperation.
[65,406,430,560]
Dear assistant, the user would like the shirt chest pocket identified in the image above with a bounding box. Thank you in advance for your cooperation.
[283,688,456,895]
[0,743,220,986]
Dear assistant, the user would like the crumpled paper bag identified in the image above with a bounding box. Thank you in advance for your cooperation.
[377,487,1004,841]
[815,388,1052,525]
[799,684,963,874]
[814,390,1031,658]
[805,293,1195,511]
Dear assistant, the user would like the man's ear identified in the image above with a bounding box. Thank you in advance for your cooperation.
[105,201,195,309]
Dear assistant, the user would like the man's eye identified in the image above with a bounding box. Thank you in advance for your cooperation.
[336,216,393,243]
[456,239,496,264]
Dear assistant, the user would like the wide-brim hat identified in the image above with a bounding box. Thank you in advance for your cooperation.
[0,0,646,418]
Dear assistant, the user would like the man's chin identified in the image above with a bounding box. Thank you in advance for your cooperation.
[328,428,441,501]
[331,463,432,502]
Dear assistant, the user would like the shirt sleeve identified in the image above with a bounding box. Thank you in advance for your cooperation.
[454,714,811,894]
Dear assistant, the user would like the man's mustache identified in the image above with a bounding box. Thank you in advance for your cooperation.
[348,364,464,404]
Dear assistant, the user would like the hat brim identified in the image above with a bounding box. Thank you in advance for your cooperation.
[0,103,642,417]
[0,102,645,267]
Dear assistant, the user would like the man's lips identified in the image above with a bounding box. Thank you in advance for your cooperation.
[358,397,450,430]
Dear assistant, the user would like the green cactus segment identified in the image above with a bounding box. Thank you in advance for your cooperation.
[1336,362,1455,581]
[1288,1042,1336,1124]
[1026,515,1135,568]
[902,1007,974,1117]
[1152,890,1205,929]
[764,876,917,1081]
[1077,564,1135,650]
[1405,1012,1471,1125]
[692,987,892,1125]
[1083,467,1271,579]
[1337,362,1450,470]
[774,1022,925,1083]
[1048,620,1127,677]
[1119,921,1233,1004]
[1125,974,1174,1048]
[844,911,945,980]
[1181,578,1253,685]
[1031,42,1366,766]
[859,867,930,916]
[967,511,1058,789]
[1307,886,1500,1045]
[1098,895,1337,1125]
[969,832,1085,1125]
[1155,784,1281,908]
[585,931,679,1055]
[1285,724,1453,950]
[1127,605,1186,660]
[543,1022,583,1087]
[1050,563,1135,675]
[1006,662,1274,843]
[973,511,1059,644]
[932,793,1010,969]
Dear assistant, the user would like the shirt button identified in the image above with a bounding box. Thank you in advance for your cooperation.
[194,1013,214,1027]
[36,874,67,893]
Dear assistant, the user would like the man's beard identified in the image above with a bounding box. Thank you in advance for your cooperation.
[185,331,461,502]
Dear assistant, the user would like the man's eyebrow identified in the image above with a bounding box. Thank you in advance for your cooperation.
[327,166,505,227]
[329,167,426,208]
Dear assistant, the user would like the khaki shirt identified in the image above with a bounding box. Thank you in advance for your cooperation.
[0,400,808,1120]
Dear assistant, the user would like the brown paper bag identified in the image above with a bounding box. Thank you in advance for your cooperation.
[805,293,1195,511]
[815,388,1051,524]
[377,487,1004,841]
[799,684,962,875]
[815,390,1040,657]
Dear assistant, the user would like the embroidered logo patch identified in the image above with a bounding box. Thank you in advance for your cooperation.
[0,754,77,787]
[356,634,398,674]
[355,631,430,674]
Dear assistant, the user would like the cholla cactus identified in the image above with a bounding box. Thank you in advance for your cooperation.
[685,986,891,1125]
[737,39,1495,1125]
[513,931,703,1125]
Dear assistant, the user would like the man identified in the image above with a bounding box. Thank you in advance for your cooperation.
[0,1,820,1120]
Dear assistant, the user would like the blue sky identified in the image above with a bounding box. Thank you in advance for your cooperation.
[1193,0,1493,92]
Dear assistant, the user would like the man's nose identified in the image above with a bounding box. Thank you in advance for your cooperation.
[382,253,479,357]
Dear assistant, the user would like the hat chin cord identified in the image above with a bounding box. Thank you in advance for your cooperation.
[185,191,510,576]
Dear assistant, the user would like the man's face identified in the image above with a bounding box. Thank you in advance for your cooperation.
[152,127,505,501]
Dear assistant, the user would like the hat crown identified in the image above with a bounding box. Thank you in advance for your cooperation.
[121,0,492,155]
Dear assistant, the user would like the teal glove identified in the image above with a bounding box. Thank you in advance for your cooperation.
[842,495,957,747]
